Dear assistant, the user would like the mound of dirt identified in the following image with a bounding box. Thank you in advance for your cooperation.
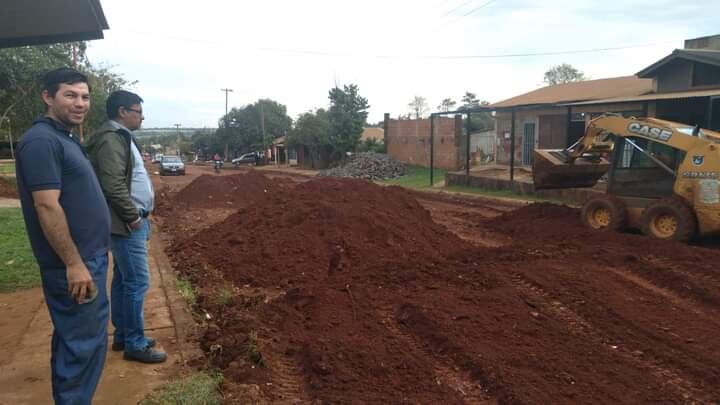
[163,177,720,404]
[158,171,283,210]
[0,177,18,199]
[172,176,472,287]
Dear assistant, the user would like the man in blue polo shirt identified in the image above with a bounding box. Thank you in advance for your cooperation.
[15,68,111,405]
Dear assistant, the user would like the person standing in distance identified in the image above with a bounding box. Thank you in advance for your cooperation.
[85,90,167,363]
[15,67,111,404]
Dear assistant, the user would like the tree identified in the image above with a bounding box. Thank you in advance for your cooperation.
[437,98,456,112]
[458,91,494,132]
[543,63,587,86]
[408,96,428,119]
[0,42,134,139]
[286,108,331,168]
[327,84,369,159]
[219,99,292,156]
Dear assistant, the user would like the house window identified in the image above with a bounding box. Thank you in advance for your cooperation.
[693,62,720,87]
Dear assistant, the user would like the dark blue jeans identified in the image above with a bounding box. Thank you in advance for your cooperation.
[40,253,109,405]
[110,218,151,351]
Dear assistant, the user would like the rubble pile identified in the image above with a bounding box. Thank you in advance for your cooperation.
[318,152,406,180]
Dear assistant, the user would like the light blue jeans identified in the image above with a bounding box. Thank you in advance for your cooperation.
[110,218,151,351]
[40,253,109,405]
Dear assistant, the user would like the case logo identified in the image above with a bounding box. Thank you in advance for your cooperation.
[627,122,673,142]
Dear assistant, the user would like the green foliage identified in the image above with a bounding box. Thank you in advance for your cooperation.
[215,286,234,306]
[246,331,265,367]
[218,99,292,156]
[356,138,384,153]
[328,84,369,159]
[140,371,224,405]
[0,207,40,292]
[0,163,15,174]
[287,108,331,167]
[458,91,494,133]
[381,165,446,189]
[437,98,456,112]
[543,63,587,86]
[176,277,197,307]
[0,43,134,139]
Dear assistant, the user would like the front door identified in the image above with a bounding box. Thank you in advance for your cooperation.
[522,123,535,166]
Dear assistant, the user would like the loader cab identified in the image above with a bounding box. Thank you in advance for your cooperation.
[607,137,685,199]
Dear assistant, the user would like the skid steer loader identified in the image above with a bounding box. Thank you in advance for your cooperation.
[533,114,720,241]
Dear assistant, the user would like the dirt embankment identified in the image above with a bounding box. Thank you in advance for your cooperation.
[160,172,720,404]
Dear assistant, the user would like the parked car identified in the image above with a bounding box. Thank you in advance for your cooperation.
[159,155,185,175]
[232,152,260,166]
[151,153,164,163]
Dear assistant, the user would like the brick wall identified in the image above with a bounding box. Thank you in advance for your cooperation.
[385,116,462,170]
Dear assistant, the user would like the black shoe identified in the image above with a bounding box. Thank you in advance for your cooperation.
[123,346,167,364]
[112,337,156,352]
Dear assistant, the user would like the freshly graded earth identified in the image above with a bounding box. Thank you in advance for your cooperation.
[157,166,720,404]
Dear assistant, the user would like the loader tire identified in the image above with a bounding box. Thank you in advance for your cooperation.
[581,195,628,232]
[640,197,697,242]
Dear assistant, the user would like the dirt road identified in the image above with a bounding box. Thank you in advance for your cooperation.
[154,164,720,404]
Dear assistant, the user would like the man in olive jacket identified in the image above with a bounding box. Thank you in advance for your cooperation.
[85,90,167,364]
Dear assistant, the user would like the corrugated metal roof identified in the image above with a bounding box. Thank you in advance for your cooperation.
[0,0,108,48]
[562,88,720,106]
[637,49,720,78]
[490,76,653,109]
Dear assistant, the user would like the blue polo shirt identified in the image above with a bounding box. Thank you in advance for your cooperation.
[15,117,111,269]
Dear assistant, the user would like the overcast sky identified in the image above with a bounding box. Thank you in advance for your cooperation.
[85,0,718,128]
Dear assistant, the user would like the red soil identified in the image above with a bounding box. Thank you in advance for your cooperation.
[161,174,720,404]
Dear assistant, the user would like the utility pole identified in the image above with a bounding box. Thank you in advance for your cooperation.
[220,88,233,161]
[174,123,181,155]
[259,100,266,164]
[220,88,233,129]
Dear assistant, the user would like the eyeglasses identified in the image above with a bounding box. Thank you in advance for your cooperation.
[124,107,143,115]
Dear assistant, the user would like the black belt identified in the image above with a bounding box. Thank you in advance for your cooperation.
[140,209,151,218]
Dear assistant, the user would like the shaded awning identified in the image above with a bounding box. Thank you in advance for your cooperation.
[0,0,108,48]
[561,88,720,106]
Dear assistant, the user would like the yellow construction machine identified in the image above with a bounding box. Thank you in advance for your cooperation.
[533,114,720,241]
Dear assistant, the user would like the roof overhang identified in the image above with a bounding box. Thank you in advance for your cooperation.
[637,49,720,78]
[0,0,108,48]
[561,89,720,106]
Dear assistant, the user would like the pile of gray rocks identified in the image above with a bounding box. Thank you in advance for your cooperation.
[318,152,407,180]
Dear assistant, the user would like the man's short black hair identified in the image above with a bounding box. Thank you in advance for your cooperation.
[41,67,90,98]
[106,90,144,119]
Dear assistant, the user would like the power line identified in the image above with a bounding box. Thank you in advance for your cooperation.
[121,29,677,60]
[433,0,496,31]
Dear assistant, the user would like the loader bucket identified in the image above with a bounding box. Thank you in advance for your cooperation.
[533,149,610,190]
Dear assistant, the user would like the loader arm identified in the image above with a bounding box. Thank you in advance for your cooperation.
[533,114,720,190]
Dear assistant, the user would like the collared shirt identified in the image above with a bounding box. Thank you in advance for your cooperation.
[15,117,111,268]
[109,120,154,212]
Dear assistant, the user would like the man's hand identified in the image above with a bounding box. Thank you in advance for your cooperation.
[66,262,96,303]
[128,216,143,230]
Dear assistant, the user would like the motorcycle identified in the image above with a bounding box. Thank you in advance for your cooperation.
[214,160,223,173]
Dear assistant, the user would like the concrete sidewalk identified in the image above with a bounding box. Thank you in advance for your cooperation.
[0,223,197,404]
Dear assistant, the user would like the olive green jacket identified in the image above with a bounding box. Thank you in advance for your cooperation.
[85,121,139,236]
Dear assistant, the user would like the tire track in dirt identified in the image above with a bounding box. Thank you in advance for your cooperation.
[508,266,719,403]
[508,274,706,403]
[375,305,496,404]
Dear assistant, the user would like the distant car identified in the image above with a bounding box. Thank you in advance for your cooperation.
[151,153,164,163]
[159,155,185,176]
[232,152,259,166]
